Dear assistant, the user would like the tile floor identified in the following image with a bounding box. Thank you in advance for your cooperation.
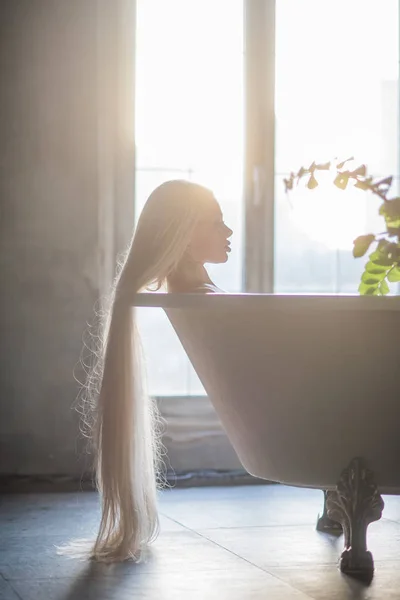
[1,484,400,599]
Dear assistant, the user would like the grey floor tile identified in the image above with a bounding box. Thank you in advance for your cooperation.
[0,494,185,538]
[10,568,313,600]
[198,519,400,569]
[198,525,344,569]
[0,575,21,600]
[267,562,400,600]
[0,493,101,538]
[158,514,189,533]
[159,484,325,529]
[0,529,249,581]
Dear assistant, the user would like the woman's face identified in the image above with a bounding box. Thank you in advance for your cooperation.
[188,198,233,264]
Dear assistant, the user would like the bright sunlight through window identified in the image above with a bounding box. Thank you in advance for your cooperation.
[135,0,399,395]
[135,0,243,395]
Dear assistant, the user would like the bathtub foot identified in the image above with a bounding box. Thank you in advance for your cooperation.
[326,457,384,580]
[316,490,342,534]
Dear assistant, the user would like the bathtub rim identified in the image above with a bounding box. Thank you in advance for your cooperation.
[131,292,400,311]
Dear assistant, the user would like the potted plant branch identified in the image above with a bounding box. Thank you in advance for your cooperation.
[283,158,400,295]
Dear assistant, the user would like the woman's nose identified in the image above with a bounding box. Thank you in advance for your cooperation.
[224,224,233,237]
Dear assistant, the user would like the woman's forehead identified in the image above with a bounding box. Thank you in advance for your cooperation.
[204,196,222,215]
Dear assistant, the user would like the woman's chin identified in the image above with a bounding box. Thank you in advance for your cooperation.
[206,251,231,264]
[206,259,225,265]
[220,252,230,263]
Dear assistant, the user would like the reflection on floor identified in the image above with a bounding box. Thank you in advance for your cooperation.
[1,484,400,599]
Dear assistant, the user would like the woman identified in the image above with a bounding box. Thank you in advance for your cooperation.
[59,180,233,562]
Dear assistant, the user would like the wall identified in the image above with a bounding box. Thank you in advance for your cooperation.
[0,0,135,477]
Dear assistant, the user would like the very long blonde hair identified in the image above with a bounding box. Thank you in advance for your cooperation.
[58,180,215,562]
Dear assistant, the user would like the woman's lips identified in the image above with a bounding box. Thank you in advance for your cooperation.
[225,242,231,252]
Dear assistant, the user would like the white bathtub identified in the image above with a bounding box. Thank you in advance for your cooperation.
[133,293,400,576]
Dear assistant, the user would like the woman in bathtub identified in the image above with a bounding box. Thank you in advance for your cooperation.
[59,181,233,562]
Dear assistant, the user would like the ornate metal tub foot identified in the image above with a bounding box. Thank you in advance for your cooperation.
[316,490,343,533]
[326,457,384,579]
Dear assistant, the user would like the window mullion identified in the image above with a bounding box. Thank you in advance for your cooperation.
[243,0,276,293]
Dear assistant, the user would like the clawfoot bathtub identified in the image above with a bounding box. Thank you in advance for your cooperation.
[133,293,400,578]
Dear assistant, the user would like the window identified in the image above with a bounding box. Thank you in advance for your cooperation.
[274,0,399,293]
[135,0,244,395]
[135,0,399,396]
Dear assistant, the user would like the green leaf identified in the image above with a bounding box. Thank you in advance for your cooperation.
[386,218,400,229]
[365,261,388,274]
[387,227,400,237]
[384,242,398,259]
[377,239,391,251]
[316,161,331,171]
[283,177,293,192]
[385,197,400,218]
[369,250,381,261]
[359,281,379,295]
[361,271,385,284]
[334,173,350,190]
[336,157,354,169]
[354,180,371,191]
[379,279,390,295]
[369,246,395,266]
[307,174,318,189]
[352,234,376,258]
[371,257,395,267]
[297,167,307,178]
[351,164,367,177]
[369,240,399,265]
[387,267,400,282]
[379,203,387,216]
[376,176,393,189]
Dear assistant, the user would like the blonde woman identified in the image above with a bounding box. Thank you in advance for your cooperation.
[59,180,233,562]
